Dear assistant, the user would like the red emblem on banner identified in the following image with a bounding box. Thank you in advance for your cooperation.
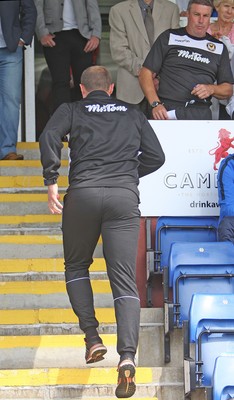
[209,128,234,171]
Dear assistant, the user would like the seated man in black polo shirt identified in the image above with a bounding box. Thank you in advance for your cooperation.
[139,0,233,120]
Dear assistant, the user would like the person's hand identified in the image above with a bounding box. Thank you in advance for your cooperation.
[84,36,100,53]
[212,29,222,40]
[180,10,188,16]
[40,34,56,47]
[152,104,169,120]
[18,39,25,47]
[191,84,214,100]
[47,184,63,214]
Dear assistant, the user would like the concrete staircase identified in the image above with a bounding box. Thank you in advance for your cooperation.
[0,142,184,400]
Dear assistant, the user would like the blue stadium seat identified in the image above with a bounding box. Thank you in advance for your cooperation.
[189,293,234,343]
[169,241,234,327]
[163,241,234,363]
[212,355,234,400]
[155,216,218,272]
[184,293,234,398]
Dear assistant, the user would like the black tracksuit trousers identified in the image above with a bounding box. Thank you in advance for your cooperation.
[62,187,141,357]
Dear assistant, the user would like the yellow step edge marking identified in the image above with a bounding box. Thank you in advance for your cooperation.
[0,160,68,167]
[0,235,63,244]
[0,308,115,325]
[0,367,152,386]
[0,215,62,224]
[0,235,102,244]
[17,142,68,149]
[0,280,111,294]
[0,258,106,272]
[64,398,156,400]
[17,142,40,149]
[0,194,65,202]
[0,176,68,188]
[0,334,116,349]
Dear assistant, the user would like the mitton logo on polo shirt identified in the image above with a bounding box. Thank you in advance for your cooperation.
[85,104,128,112]
[177,49,210,64]
[207,42,216,52]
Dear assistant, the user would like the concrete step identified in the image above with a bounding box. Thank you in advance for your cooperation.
[0,175,68,188]
[0,193,65,214]
[0,192,52,211]
[0,388,184,400]
[0,186,58,194]
[0,258,106,273]
[0,272,107,281]
[0,160,68,176]
[0,328,166,369]
[0,227,63,235]
[0,143,68,190]
[0,277,109,287]
[0,307,162,330]
[0,195,62,222]
[0,333,120,368]
[16,142,69,160]
[0,307,162,326]
[0,325,183,369]
[0,366,184,400]
[0,235,103,258]
[0,307,115,325]
[0,305,183,369]
[0,214,62,229]
[0,323,117,337]
[0,279,112,309]
[0,397,157,400]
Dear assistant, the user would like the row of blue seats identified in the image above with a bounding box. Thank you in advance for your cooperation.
[145,216,234,399]
[146,216,219,275]
[184,293,234,400]
[166,241,234,328]
[146,216,219,306]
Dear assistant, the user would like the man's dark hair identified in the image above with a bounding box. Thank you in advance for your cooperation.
[187,0,214,9]
[81,66,112,92]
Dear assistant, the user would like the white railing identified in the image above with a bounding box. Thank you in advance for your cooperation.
[19,40,36,142]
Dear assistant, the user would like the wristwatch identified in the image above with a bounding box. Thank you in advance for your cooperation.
[151,101,163,108]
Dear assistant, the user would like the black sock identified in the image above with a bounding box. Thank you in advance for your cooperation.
[85,327,101,344]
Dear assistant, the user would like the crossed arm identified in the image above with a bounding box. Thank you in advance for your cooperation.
[139,66,233,120]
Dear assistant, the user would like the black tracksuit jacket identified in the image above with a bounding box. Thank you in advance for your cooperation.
[39,90,165,192]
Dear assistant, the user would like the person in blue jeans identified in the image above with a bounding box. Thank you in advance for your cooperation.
[0,0,37,160]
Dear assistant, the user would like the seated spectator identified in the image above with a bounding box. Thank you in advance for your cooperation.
[208,0,234,41]
[217,153,234,243]
[207,0,234,119]
[139,0,233,120]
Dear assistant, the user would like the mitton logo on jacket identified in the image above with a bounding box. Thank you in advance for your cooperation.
[85,104,128,112]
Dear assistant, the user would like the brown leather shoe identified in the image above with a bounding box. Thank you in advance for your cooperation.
[2,152,24,160]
